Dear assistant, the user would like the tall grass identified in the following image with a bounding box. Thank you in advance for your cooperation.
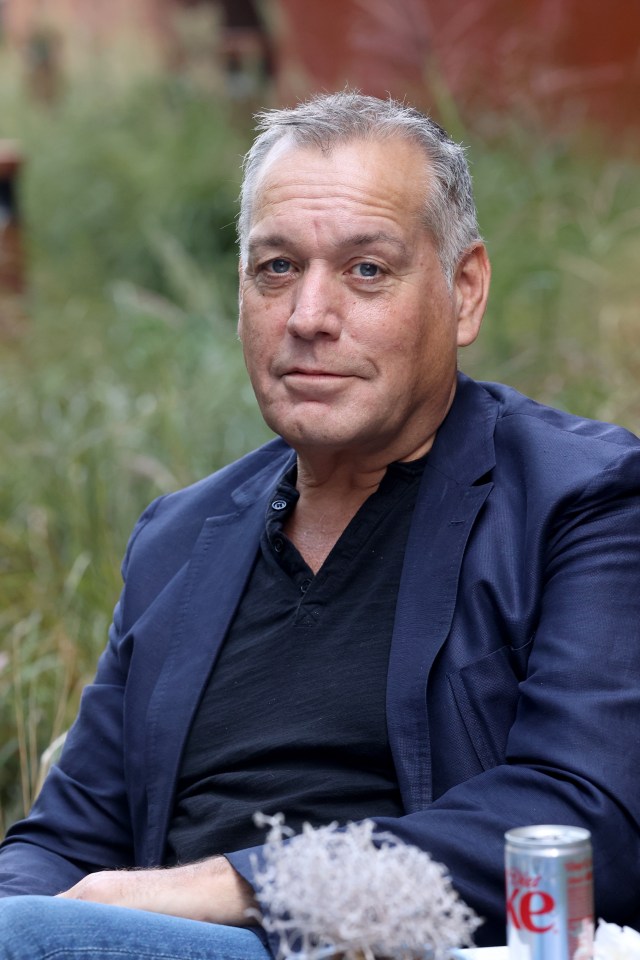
[467,128,640,425]
[0,58,273,828]
[0,51,639,829]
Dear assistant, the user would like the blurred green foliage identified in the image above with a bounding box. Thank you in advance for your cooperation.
[468,128,640,425]
[0,51,639,829]
[0,59,273,826]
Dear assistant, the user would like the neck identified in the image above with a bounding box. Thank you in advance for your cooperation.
[283,439,433,574]
[282,477,374,575]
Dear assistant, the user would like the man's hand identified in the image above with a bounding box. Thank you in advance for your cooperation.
[56,857,257,926]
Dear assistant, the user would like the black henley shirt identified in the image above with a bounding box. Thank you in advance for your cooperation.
[166,454,427,864]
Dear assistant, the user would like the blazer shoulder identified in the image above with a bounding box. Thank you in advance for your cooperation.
[476,379,640,496]
[123,437,293,575]
[479,379,639,451]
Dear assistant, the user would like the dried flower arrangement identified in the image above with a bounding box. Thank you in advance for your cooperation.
[593,921,640,960]
[250,814,481,960]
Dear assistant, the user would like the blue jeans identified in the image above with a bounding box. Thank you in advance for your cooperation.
[0,896,272,960]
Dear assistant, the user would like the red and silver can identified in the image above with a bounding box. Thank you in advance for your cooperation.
[505,824,594,960]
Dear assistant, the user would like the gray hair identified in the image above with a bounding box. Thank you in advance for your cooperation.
[238,91,482,286]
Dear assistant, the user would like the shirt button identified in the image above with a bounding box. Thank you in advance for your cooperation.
[273,537,284,553]
[271,499,287,511]
[300,578,311,594]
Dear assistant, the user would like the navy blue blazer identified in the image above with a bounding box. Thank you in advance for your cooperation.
[2,374,640,943]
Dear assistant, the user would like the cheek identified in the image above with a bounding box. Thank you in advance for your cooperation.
[379,318,455,382]
[241,289,288,335]
[241,332,266,378]
[239,303,284,377]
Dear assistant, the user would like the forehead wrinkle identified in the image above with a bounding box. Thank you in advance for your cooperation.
[254,164,419,218]
[250,137,430,227]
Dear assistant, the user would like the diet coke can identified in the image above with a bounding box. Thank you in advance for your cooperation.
[505,825,594,960]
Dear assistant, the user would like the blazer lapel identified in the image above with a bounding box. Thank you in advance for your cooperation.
[387,374,497,811]
[142,451,295,864]
[138,377,498,848]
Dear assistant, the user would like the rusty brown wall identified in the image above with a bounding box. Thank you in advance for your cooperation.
[276,0,640,138]
[2,0,638,137]
[2,0,173,57]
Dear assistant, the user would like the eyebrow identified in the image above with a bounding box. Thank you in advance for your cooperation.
[247,231,409,259]
[345,231,409,256]
[247,235,289,258]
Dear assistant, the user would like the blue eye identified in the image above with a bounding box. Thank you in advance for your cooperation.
[270,259,291,274]
[356,262,379,278]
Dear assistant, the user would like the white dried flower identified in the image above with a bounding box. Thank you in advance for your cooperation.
[249,814,482,960]
[594,920,640,960]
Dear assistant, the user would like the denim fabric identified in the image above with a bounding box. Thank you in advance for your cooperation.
[0,896,271,960]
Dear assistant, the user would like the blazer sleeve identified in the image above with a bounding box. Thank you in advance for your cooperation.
[0,502,162,897]
[229,448,640,944]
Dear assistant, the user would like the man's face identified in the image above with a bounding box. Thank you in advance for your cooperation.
[238,136,486,465]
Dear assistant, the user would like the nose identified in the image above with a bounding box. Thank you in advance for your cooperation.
[286,265,342,340]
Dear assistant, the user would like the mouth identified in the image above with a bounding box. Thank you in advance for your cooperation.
[280,367,355,398]
[283,367,351,378]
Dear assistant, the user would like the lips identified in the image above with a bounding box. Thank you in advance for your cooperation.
[278,368,356,399]
[278,359,363,378]
[285,367,347,377]
[272,358,368,383]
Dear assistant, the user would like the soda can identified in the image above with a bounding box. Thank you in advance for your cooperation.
[505,824,594,960]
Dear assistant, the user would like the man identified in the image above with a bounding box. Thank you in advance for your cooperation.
[1,91,639,958]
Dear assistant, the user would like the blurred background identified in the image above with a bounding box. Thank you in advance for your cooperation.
[1,0,639,828]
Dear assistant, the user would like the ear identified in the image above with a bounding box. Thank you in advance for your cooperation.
[454,243,491,348]
[237,257,244,339]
